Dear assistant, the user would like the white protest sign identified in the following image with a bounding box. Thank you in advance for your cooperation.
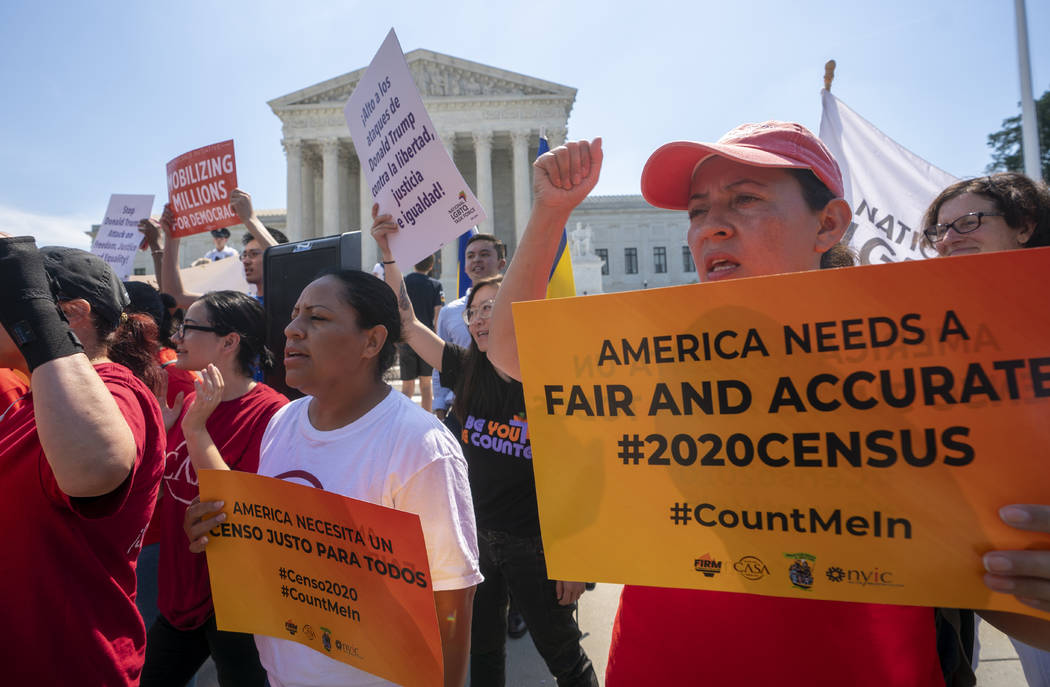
[91,194,155,280]
[344,28,485,267]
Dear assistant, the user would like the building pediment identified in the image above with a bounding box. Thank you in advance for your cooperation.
[268,49,575,111]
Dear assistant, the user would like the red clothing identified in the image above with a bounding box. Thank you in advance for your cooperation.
[142,349,199,548]
[0,367,29,413]
[157,383,287,629]
[0,363,165,686]
[606,586,944,687]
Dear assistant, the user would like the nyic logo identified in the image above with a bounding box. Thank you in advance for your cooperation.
[733,555,771,581]
[284,620,298,636]
[694,553,723,577]
[825,565,901,587]
[784,552,816,590]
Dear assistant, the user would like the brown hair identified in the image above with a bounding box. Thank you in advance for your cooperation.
[921,172,1050,250]
[787,168,856,269]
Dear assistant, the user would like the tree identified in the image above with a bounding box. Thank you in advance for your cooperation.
[986,88,1050,181]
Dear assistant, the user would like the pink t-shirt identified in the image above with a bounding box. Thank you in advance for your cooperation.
[157,383,287,629]
[0,363,165,686]
[606,586,945,687]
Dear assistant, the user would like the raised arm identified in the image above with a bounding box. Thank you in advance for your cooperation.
[370,204,446,371]
[0,237,137,497]
[155,204,201,309]
[137,217,165,291]
[488,138,603,380]
[231,188,278,249]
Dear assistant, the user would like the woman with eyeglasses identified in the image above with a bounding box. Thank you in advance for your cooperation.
[922,172,1050,255]
[371,206,598,687]
[923,171,1050,687]
[141,290,288,687]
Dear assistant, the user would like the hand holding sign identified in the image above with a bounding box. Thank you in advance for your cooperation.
[985,505,1050,613]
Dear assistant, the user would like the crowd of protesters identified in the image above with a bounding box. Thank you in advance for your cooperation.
[2,119,1050,687]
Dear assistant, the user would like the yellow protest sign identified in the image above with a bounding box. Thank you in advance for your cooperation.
[513,248,1050,617]
[198,470,442,686]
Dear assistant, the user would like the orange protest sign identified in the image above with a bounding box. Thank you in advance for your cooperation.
[166,140,238,237]
[512,248,1050,618]
[198,470,442,687]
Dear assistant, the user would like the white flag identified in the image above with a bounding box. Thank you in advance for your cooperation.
[819,90,958,264]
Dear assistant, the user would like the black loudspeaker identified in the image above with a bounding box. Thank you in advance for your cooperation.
[262,232,362,399]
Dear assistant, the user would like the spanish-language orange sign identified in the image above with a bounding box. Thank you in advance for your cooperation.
[166,140,238,238]
[198,470,442,686]
[513,248,1050,618]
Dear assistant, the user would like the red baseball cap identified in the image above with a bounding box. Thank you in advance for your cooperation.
[640,121,844,210]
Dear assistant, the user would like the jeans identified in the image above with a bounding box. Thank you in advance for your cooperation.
[470,528,597,687]
[141,614,266,687]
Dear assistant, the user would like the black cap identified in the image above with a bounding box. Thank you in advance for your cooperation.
[40,247,130,327]
[211,227,231,238]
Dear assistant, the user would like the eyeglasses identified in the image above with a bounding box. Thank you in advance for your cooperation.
[462,299,496,325]
[924,212,1003,242]
[176,322,224,338]
[241,249,264,261]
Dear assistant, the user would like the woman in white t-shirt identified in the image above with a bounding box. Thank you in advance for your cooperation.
[186,269,482,687]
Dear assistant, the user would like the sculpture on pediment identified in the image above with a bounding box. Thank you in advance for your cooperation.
[570,222,593,257]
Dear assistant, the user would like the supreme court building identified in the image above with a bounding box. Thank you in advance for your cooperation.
[144,49,695,295]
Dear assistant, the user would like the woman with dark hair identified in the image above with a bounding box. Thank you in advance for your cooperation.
[922,172,1050,255]
[186,271,481,687]
[488,126,1050,685]
[924,171,1050,687]
[141,290,288,687]
[0,239,165,686]
[370,207,598,687]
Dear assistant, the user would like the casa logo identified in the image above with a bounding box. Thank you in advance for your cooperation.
[284,620,298,636]
[733,555,770,581]
[302,624,316,641]
[693,553,723,577]
[784,552,816,591]
[825,565,902,587]
[321,626,333,652]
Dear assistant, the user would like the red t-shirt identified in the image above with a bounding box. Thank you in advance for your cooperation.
[606,586,944,687]
[157,383,288,630]
[0,367,29,414]
[0,363,165,686]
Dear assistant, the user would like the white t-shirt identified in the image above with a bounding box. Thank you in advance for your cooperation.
[205,245,239,261]
[254,388,482,687]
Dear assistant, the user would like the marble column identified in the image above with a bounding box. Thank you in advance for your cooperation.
[338,147,352,234]
[440,132,460,293]
[321,139,341,238]
[282,139,302,239]
[510,130,532,243]
[301,149,316,239]
[359,165,377,271]
[548,127,568,149]
[472,131,494,235]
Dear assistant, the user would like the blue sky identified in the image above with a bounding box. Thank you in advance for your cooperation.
[0,0,1046,248]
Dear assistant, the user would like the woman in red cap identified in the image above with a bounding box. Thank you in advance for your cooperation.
[488,124,1050,685]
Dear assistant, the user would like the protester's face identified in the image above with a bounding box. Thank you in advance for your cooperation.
[465,240,504,281]
[686,157,824,282]
[172,300,224,371]
[283,276,380,396]
[241,239,264,285]
[214,236,228,250]
[466,283,499,352]
[934,192,1026,257]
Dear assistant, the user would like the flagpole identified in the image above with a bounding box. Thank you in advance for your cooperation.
[1014,0,1041,180]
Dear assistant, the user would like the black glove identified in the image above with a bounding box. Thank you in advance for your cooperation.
[0,237,83,372]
